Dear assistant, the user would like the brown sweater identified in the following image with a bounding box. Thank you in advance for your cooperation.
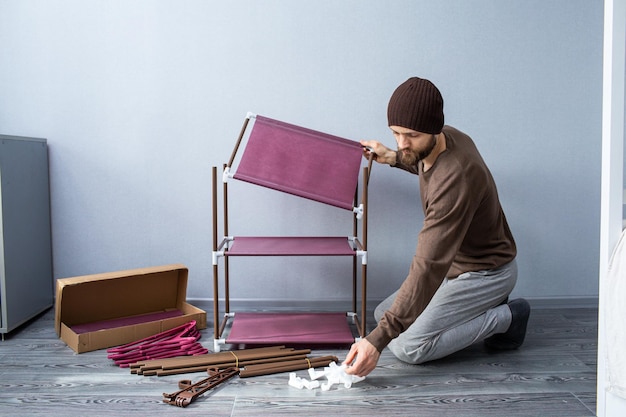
[366,125,517,352]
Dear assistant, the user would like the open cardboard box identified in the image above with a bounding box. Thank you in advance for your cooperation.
[55,264,206,353]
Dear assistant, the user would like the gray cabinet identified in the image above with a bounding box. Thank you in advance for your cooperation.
[0,135,53,337]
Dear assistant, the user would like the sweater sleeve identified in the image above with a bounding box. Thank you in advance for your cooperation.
[366,160,483,351]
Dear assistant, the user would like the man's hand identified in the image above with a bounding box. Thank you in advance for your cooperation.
[360,140,396,165]
[343,338,381,377]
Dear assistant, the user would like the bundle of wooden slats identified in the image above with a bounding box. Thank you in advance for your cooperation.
[129,345,337,378]
[239,355,338,378]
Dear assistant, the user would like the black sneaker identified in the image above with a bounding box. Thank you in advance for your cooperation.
[484,298,531,350]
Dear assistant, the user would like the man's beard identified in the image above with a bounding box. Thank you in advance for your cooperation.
[399,134,437,166]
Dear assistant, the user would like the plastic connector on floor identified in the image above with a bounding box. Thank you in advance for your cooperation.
[288,361,365,391]
[288,373,320,390]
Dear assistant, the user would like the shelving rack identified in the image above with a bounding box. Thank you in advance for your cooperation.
[211,114,372,351]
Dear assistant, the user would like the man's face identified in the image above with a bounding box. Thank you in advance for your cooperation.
[390,125,437,165]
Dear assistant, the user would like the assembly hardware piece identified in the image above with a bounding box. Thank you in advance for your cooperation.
[288,361,365,391]
[162,367,239,407]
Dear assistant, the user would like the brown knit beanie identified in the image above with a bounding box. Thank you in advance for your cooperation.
[387,77,444,134]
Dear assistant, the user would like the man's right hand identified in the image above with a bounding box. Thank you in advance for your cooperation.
[360,140,397,165]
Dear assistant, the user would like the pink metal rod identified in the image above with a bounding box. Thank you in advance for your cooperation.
[107,321,197,354]
[108,320,205,367]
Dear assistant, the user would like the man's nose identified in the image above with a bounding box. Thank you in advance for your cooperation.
[397,135,410,148]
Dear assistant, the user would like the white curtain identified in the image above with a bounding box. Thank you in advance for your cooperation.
[607,227,626,398]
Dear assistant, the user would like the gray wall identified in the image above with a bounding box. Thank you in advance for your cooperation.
[0,0,603,308]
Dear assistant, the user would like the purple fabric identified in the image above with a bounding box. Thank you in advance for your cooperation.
[71,310,183,334]
[233,115,363,210]
[226,312,355,345]
[226,236,355,256]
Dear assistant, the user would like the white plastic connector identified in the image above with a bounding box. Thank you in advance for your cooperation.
[288,361,365,391]
[289,373,320,390]
[306,379,321,389]
[357,250,367,265]
[212,251,224,266]
[307,367,326,381]
[222,166,234,183]
[289,373,304,389]
[320,362,365,391]
[246,112,257,120]
[346,312,357,324]
[218,236,234,250]
[353,204,364,220]
[213,338,225,352]
[214,237,234,265]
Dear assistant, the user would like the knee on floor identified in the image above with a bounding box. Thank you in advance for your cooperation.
[387,338,432,365]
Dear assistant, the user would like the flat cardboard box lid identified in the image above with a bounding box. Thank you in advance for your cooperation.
[55,264,190,336]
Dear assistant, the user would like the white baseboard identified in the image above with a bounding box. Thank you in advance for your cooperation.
[189,298,369,313]
[524,296,598,309]
[189,296,599,315]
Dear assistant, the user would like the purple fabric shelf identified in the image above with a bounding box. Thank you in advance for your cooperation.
[225,236,356,256]
[233,115,363,211]
[226,312,355,345]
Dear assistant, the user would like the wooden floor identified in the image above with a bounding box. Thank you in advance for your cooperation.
[0,307,597,416]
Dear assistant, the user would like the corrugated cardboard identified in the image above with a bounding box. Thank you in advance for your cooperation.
[55,264,206,353]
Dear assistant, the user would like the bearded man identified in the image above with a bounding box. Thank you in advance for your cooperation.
[344,77,530,376]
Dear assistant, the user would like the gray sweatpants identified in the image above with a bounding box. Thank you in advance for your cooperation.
[374,259,517,364]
